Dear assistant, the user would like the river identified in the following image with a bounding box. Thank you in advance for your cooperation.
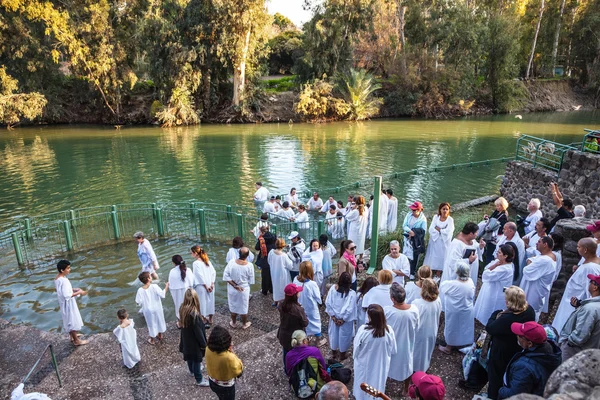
[0,111,598,333]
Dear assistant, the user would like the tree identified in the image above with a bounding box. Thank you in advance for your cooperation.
[0,66,46,128]
[551,0,568,75]
[267,31,303,75]
[335,68,383,120]
[526,0,546,79]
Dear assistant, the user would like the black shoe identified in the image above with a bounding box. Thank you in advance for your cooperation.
[458,379,480,393]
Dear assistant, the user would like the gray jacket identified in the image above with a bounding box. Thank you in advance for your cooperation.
[559,296,600,350]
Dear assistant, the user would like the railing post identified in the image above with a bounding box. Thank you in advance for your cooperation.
[236,213,244,239]
[63,220,73,251]
[368,176,382,274]
[11,233,24,265]
[151,203,157,223]
[69,210,76,226]
[226,205,233,221]
[271,224,277,235]
[156,208,164,236]
[533,142,541,167]
[24,218,32,241]
[318,220,325,237]
[111,210,120,239]
[49,344,63,387]
[189,202,196,220]
[198,209,207,236]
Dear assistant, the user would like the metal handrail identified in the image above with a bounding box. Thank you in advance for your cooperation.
[515,134,576,175]
[22,344,62,387]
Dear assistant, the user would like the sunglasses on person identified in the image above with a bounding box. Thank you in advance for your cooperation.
[349,246,357,251]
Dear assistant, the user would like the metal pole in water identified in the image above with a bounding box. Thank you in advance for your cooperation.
[11,233,24,265]
[189,202,196,220]
[24,218,32,241]
[368,176,382,274]
[111,210,120,239]
[198,209,207,236]
[156,208,164,236]
[318,220,325,237]
[236,214,244,240]
[63,220,73,251]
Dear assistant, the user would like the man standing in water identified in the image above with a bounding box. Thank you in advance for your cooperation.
[134,231,159,280]
[253,181,269,202]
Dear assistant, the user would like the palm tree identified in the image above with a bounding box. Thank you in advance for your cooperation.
[335,69,383,121]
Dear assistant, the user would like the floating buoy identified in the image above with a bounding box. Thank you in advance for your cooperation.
[514,115,522,119]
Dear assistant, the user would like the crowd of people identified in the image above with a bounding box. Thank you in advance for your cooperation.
[51,181,600,400]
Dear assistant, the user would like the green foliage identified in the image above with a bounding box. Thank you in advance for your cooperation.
[295,78,350,121]
[334,69,382,120]
[149,100,163,119]
[267,31,303,75]
[272,12,295,31]
[261,76,298,93]
[0,66,46,127]
[155,87,199,127]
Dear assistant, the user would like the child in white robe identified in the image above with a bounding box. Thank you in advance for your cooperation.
[191,245,216,326]
[294,261,325,345]
[326,272,357,360]
[113,308,141,368]
[303,240,325,297]
[55,259,88,345]
[168,255,195,325]
[268,238,293,304]
[136,271,169,345]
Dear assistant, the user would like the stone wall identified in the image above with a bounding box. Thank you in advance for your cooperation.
[500,149,600,218]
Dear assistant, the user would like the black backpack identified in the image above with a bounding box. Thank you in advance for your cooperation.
[289,358,318,398]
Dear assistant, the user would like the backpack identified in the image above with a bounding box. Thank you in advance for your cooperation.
[289,358,318,398]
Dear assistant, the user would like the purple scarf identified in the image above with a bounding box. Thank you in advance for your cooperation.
[285,345,326,376]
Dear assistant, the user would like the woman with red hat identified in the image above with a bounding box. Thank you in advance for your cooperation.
[277,283,308,370]
[402,201,428,279]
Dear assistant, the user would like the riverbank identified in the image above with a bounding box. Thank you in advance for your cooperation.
[20,79,597,126]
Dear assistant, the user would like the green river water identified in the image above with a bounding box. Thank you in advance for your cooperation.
[0,111,598,333]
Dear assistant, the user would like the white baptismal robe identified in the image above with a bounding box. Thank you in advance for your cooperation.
[226,248,254,264]
[326,286,357,352]
[423,215,455,271]
[113,319,141,368]
[362,284,393,309]
[346,209,368,254]
[494,233,526,281]
[473,261,514,324]
[412,298,442,372]
[353,325,397,400]
[55,276,84,332]
[520,254,556,313]
[293,277,322,335]
[193,260,216,317]
[135,284,167,338]
[268,250,293,302]
[552,261,600,333]
[223,260,255,315]
[294,211,310,229]
[404,282,421,304]
[168,267,195,319]
[441,238,482,284]
[440,279,475,346]
[385,305,420,382]
[382,254,410,286]
[387,197,398,232]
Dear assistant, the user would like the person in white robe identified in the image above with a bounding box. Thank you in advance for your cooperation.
[191,245,216,325]
[404,266,433,304]
[423,203,454,276]
[136,272,168,344]
[441,222,484,285]
[168,256,195,323]
[135,231,159,280]
[268,239,294,303]
[523,218,550,258]
[320,196,338,213]
[285,188,300,210]
[253,181,269,202]
[303,240,325,296]
[382,240,410,286]
[307,192,324,211]
[369,192,388,234]
[320,235,337,294]
[277,201,296,222]
[55,260,87,345]
[385,189,399,232]
[251,215,270,239]
[263,196,277,214]
[363,270,394,309]
[520,236,557,320]
[493,222,526,284]
[11,383,51,400]
[223,247,255,329]
[226,238,255,264]
[327,211,345,240]
[412,279,442,372]
[438,262,475,352]
[542,233,564,313]
[346,196,369,256]
[287,232,306,281]
[356,277,379,328]
[292,204,310,230]
[473,244,515,324]
[523,199,543,235]
[552,238,600,333]
[385,284,420,396]
[113,309,141,368]
[326,272,357,360]
[353,304,397,400]
[294,261,324,344]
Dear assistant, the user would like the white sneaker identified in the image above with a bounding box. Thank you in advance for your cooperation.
[195,378,209,387]
[409,274,415,280]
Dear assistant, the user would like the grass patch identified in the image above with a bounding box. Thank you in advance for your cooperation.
[261,76,298,94]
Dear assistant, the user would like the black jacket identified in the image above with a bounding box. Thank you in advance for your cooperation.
[179,313,207,361]
[410,228,426,254]
[255,231,277,268]
[490,210,509,236]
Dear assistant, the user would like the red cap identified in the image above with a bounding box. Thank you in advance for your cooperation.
[586,221,600,233]
[511,321,547,344]
[409,201,424,211]
[588,274,600,285]
[284,283,303,297]
[408,372,445,400]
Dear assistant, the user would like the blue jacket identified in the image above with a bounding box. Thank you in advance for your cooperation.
[498,340,562,399]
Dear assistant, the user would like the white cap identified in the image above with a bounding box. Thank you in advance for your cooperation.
[288,231,300,240]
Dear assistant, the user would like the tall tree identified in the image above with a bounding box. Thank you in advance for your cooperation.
[526,0,546,78]
[551,0,568,75]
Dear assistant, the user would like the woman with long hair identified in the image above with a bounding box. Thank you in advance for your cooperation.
[338,240,358,291]
[168,254,194,327]
[277,284,309,369]
[206,325,244,400]
[346,195,369,257]
[325,272,357,361]
[356,277,378,327]
[412,279,442,372]
[225,237,254,264]
[269,238,293,306]
[473,244,515,324]
[191,245,216,327]
[404,265,432,304]
[303,239,324,298]
[293,261,325,346]
[179,289,208,386]
[423,202,454,278]
[353,304,397,400]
